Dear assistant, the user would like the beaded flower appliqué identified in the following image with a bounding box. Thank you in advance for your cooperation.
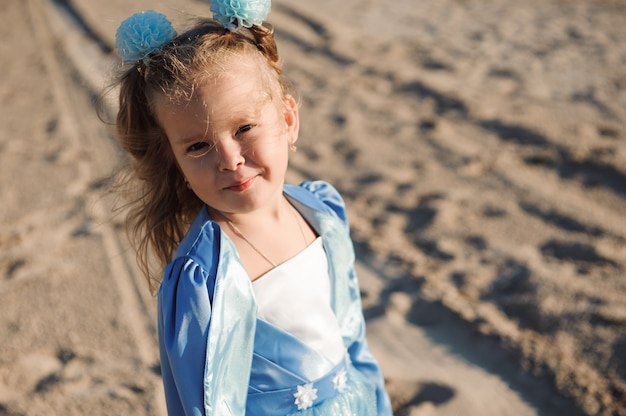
[210,0,271,31]
[115,10,176,64]
[332,369,348,393]
[294,383,318,410]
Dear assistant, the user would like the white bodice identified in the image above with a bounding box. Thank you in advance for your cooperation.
[252,237,345,369]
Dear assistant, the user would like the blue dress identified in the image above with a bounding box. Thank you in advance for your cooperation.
[157,181,393,415]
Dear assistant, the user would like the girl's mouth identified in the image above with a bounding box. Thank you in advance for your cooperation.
[226,176,255,192]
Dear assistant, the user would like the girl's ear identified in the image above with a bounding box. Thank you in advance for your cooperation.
[283,95,299,146]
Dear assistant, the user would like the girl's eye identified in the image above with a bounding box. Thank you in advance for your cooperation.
[236,124,254,136]
[187,142,213,158]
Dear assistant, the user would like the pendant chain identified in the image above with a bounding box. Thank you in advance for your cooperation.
[222,215,277,268]
[215,200,307,269]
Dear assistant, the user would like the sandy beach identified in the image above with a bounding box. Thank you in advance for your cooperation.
[1,0,625,415]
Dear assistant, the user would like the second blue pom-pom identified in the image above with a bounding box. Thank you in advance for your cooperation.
[210,0,271,30]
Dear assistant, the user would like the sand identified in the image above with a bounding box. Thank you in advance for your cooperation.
[1,0,625,415]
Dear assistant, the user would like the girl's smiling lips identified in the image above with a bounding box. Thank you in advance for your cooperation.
[225,176,256,192]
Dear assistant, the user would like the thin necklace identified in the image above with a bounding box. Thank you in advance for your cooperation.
[214,200,307,268]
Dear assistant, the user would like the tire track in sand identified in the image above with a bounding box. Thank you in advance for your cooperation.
[26,0,166,414]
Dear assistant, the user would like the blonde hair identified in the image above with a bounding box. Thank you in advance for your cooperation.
[111,19,291,293]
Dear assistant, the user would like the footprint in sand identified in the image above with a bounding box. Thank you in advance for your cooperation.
[386,379,455,416]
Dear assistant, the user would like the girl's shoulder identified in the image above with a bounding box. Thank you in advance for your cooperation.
[285,180,349,227]
[170,207,220,274]
[158,208,220,299]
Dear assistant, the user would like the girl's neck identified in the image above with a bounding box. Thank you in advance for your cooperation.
[207,195,316,281]
[208,195,290,228]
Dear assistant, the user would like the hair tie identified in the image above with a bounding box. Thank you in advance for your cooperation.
[115,10,177,64]
[210,0,271,32]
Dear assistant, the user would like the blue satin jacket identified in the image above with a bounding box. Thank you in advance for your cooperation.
[157,181,392,415]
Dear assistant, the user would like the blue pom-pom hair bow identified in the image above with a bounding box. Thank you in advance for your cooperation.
[115,10,176,64]
[210,0,271,31]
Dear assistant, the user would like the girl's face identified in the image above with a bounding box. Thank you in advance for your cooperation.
[154,56,299,216]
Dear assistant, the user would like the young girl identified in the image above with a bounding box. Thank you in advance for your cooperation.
[112,2,392,415]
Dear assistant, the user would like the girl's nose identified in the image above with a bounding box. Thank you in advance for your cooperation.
[216,139,245,171]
